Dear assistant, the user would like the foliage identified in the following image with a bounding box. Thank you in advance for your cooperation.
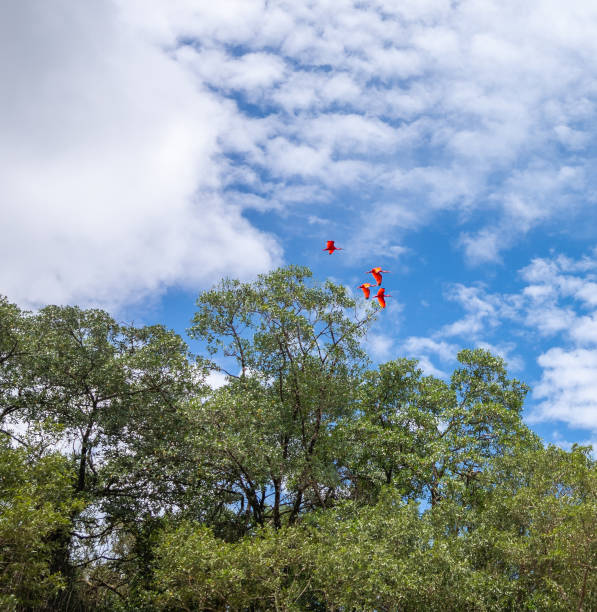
[342,349,536,508]
[0,298,200,607]
[470,444,597,610]
[0,266,595,610]
[185,266,376,533]
[0,436,83,610]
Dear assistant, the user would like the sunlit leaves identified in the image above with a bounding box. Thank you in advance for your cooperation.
[0,436,83,609]
[186,266,376,531]
[1,268,596,610]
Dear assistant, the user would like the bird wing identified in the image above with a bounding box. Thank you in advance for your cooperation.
[364,287,370,299]
[372,271,382,285]
[326,241,335,249]
[377,295,386,308]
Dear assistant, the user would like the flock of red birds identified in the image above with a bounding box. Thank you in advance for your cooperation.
[323,241,392,309]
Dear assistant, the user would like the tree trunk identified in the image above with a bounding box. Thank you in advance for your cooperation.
[273,477,282,529]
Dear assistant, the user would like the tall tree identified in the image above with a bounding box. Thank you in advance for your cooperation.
[343,349,537,507]
[1,304,199,603]
[0,297,36,442]
[469,444,597,610]
[187,265,377,532]
[0,434,83,610]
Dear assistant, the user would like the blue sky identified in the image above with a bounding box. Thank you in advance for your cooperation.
[3,0,597,452]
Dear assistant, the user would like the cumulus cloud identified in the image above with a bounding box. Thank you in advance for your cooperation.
[439,283,521,338]
[205,370,229,390]
[367,334,394,361]
[459,229,504,265]
[475,341,524,371]
[413,356,448,378]
[397,336,459,378]
[5,0,597,307]
[516,251,597,431]
[395,335,522,378]
[119,0,597,265]
[0,1,281,309]
[437,251,597,344]
[532,348,597,429]
[429,249,597,432]
[401,337,458,363]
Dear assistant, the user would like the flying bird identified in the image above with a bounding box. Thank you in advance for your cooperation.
[323,240,343,255]
[373,287,392,309]
[358,283,374,299]
[366,267,390,286]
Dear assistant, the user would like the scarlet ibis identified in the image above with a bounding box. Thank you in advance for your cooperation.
[358,283,373,299]
[366,267,390,286]
[323,240,343,254]
[373,287,392,308]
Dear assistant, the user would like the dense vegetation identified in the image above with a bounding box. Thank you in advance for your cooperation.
[1,266,595,611]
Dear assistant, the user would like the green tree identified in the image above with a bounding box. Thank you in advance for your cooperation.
[0,297,37,443]
[343,349,536,508]
[0,302,200,605]
[3,269,596,611]
[0,434,83,610]
[153,520,315,611]
[468,444,597,610]
[186,265,376,533]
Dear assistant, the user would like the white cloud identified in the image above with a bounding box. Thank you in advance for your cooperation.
[177,48,287,95]
[520,258,561,284]
[554,124,589,150]
[397,336,459,378]
[438,251,597,344]
[0,1,281,309]
[430,250,597,432]
[401,337,458,363]
[6,1,597,306]
[414,356,448,378]
[522,283,557,302]
[532,347,597,430]
[574,281,597,307]
[525,306,577,337]
[298,114,403,157]
[517,252,597,342]
[206,370,229,389]
[459,229,504,265]
[367,334,394,360]
[116,0,597,266]
[439,284,519,338]
[475,341,524,371]
[555,251,597,273]
[569,314,597,345]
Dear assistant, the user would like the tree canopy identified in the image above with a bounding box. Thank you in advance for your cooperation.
[0,267,595,611]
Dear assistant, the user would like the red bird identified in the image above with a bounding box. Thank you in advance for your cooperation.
[323,240,343,255]
[366,267,390,286]
[373,287,392,309]
[358,283,374,299]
